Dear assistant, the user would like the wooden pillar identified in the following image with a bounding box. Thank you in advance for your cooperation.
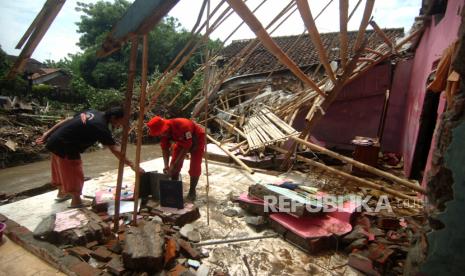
[113,37,139,233]
[132,35,149,225]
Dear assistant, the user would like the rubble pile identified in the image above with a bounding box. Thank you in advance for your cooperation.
[28,200,207,275]
[0,113,50,168]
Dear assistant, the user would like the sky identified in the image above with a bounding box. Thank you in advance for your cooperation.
[0,0,422,62]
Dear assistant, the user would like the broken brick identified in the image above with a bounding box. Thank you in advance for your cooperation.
[91,246,113,262]
[348,253,380,276]
[106,256,126,276]
[69,261,103,276]
[86,241,99,249]
[164,238,178,266]
[177,239,200,260]
[167,264,187,276]
[67,246,92,262]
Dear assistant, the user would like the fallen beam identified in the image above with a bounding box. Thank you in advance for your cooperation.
[207,134,254,174]
[296,0,337,83]
[270,146,417,201]
[226,0,325,96]
[289,136,425,193]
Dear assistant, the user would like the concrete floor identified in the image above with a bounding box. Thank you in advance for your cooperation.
[0,157,359,275]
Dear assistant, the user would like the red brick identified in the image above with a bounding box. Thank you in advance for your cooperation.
[69,261,102,276]
[67,246,92,262]
[91,246,113,262]
[177,239,200,260]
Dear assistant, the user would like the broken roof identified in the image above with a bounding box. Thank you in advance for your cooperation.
[220,28,404,76]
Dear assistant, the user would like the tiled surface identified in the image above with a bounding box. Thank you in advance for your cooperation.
[0,236,64,276]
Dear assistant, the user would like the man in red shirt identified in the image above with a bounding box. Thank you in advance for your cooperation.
[147,116,205,201]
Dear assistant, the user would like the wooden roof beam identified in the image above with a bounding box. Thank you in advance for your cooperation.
[226,0,324,97]
[353,0,375,52]
[369,20,395,52]
[296,0,337,83]
[339,0,349,67]
[7,0,66,79]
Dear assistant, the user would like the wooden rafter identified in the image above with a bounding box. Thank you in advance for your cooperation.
[296,0,337,83]
[353,0,375,52]
[339,0,349,67]
[7,0,66,79]
[370,20,395,51]
[226,0,325,96]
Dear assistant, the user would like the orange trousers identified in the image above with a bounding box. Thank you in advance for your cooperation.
[51,154,84,195]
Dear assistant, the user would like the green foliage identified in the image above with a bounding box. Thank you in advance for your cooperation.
[76,0,130,50]
[0,46,29,98]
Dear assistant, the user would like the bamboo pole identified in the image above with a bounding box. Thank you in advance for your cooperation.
[364,47,384,56]
[339,0,349,68]
[132,35,149,225]
[270,146,417,201]
[226,0,324,97]
[214,117,247,138]
[290,136,425,193]
[296,0,336,83]
[207,134,254,174]
[395,27,425,50]
[113,37,139,233]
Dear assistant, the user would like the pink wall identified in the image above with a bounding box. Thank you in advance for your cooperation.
[309,63,390,149]
[402,0,463,177]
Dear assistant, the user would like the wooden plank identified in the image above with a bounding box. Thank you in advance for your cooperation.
[98,0,180,57]
[296,0,336,83]
[226,0,325,96]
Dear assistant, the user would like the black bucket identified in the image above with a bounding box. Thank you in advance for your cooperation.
[139,171,170,200]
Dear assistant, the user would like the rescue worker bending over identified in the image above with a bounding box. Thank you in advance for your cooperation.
[146,116,205,201]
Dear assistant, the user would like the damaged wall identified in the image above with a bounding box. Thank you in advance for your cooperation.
[402,0,463,177]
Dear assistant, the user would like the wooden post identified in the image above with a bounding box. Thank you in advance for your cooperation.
[289,136,425,193]
[270,146,418,202]
[339,0,349,67]
[226,0,325,96]
[113,37,139,233]
[132,35,149,225]
[296,0,336,83]
[207,134,254,174]
[203,0,211,226]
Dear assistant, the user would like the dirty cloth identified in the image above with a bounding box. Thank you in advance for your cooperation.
[427,41,461,106]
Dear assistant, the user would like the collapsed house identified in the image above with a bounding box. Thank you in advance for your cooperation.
[1,0,464,275]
